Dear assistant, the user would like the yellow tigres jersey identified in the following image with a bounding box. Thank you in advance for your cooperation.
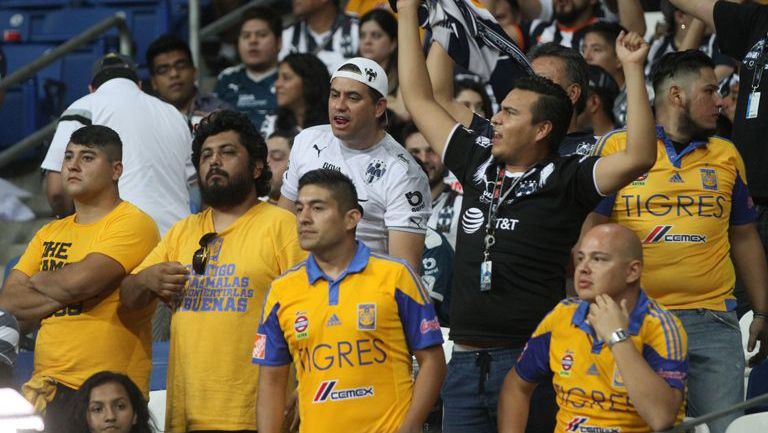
[516,293,688,433]
[15,201,159,395]
[253,242,443,433]
[593,127,756,310]
[132,202,305,432]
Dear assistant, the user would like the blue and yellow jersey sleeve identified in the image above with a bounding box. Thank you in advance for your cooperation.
[642,303,689,391]
[253,284,291,366]
[393,262,443,351]
[515,302,562,383]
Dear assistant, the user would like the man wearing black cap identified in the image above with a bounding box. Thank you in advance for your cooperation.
[576,64,620,138]
[41,53,194,236]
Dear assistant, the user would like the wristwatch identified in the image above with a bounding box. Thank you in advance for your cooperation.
[607,328,630,348]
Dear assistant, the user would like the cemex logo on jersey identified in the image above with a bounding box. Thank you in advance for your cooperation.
[313,380,374,403]
[566,417,589,432]
[565,417,620,433]
[643,225,706,244]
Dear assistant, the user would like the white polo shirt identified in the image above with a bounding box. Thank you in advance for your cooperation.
[41,78,194,235]
[281,125,431,253]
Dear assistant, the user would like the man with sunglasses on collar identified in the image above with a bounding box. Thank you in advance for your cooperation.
[121,110,306,433]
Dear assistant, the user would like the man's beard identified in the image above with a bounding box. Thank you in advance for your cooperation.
[555,2,591,26]
[679,107,717,142]
[199,168,254,208]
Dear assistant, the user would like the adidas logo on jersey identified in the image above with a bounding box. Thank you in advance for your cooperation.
[326,314,341,327]
[669,172,684,183]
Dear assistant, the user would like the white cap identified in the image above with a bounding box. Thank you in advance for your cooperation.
[330,57,388,98]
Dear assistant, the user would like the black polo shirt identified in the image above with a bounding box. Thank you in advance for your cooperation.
[715,1,768,199]
[444,121,604,347]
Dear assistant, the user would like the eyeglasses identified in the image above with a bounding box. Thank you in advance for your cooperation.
[192,232,218,275]
[153,59,193,76]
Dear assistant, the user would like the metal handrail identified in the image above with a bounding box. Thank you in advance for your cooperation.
[657,392,768,433]
[0,13,131,168]
[0,13,131,91]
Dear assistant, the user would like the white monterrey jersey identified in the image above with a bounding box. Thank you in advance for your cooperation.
[282,125,432,253]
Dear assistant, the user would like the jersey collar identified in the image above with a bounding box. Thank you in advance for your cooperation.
[572,289,652,338]
[656,125,709,169]
[306,241,371,285]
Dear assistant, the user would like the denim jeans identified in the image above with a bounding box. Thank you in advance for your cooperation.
[671,309,745,433]
[441,347,556,433]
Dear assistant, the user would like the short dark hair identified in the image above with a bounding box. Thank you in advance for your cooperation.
[650,49,715,104]
[192,110,272,197]
[146,34,193,74]
[454,79,493,119]
[529,42,590,115]
[65,371,154,433]
[298,169,362,216]
[579,21,625,48]
[401,121,421,142]
[513,75,573,154]
[69,125,123,162]
[239,6,282,38]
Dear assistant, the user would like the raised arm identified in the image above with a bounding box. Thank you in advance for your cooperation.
[427,42,475,128]
[668,0,718,29]
[397,346,446,433]
[594,32,656,195]
[616,0,647,37]
[398,0,464,157]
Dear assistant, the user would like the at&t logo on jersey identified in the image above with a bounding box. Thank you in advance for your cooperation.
[461,207,485,234]
[642,225,706,244]
[312,380,374,403]
[565,417,620,433]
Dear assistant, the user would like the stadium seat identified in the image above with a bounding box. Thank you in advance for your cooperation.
[0,0,72,8]
[725,412,768,433]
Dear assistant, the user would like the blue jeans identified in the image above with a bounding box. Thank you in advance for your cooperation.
[441,347,556,433]
[671,309,745,433]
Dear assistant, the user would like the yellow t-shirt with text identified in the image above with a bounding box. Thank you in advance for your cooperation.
[14,201,159,395]
[132,202,306,432]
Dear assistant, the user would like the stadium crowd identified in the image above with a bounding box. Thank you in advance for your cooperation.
[1,0,768,432]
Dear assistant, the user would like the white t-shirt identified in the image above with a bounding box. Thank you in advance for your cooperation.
[41,78,194,235]
[281,125,432,253]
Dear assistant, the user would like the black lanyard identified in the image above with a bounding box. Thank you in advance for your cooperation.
[752,38,768,92]
[482,165,524,260]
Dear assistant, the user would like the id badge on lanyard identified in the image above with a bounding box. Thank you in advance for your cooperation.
[480,167,522,292]
[748,40,767,120]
